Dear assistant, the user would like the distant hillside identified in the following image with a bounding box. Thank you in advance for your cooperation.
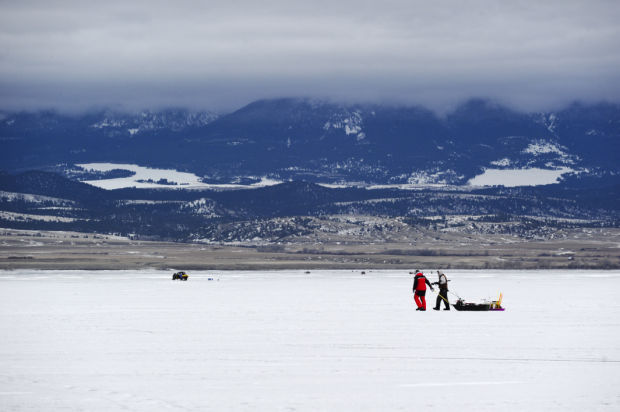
[0,170,618,244]
[1,99,618,186]
[0,171,107,203]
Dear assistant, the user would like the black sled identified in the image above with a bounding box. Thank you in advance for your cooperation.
[453,293,504,311]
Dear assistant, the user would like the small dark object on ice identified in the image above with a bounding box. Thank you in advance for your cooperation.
[172,271,189,281]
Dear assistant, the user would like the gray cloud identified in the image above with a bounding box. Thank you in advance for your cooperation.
[1,0,619,113]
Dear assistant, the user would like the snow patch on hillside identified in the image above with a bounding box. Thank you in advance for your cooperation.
[92,119,124,128]
[524,141,565,156]
[0,210,81,222]
[182,198,221,218]
[367,169,464,189]
[490,158,512,167]
[90,111,218,135]
[0,191,74,205]
[324,110,365,140]
[407,170,453,185]
[537,113,558,134]
[526,140,579,164]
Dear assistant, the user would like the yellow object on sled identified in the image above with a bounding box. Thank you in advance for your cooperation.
[491,293,503,310]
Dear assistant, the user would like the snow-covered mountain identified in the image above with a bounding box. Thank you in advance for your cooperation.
[1,99,619,245]
[1,98,618,188]
[90,109,219,136]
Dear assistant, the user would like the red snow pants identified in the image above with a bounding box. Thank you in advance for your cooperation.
[414,291,426,310]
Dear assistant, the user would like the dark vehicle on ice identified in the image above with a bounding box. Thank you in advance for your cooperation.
[172,271,189,281]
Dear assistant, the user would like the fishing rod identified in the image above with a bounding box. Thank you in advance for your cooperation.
[433,289,451,305]
[448,290,464,300]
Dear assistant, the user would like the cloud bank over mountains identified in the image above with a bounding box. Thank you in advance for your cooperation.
[1,0,619,112]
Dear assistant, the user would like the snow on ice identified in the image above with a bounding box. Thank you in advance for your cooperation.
[1,269,619,411]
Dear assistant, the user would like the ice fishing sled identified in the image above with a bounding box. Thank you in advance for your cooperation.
[172,271,189,281]
[453,293,504,311]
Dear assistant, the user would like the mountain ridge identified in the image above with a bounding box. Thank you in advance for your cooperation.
[1,98,618,187]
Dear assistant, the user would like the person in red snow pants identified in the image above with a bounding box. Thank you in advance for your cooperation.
[412,270,434,311]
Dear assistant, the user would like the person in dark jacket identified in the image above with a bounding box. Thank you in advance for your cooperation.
[412,270,434,311]
[432,270,450,310]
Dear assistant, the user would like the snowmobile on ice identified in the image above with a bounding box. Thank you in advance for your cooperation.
[453,293,504,311]
[172,271,189,281]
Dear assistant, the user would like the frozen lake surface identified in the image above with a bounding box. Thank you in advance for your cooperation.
[1,269,619,411]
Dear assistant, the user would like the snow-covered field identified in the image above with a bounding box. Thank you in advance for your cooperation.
[77,163,281,190]
[1,270,619,411]
[467,167,573,187]
[76,162,576,190]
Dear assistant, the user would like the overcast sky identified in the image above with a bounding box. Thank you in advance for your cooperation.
[1,0,619,113]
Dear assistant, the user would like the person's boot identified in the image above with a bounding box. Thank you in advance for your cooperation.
[433,307,440,311]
